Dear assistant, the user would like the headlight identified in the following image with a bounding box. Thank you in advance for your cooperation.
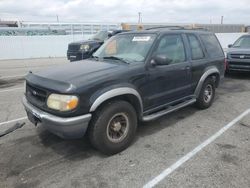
[47,94,79,111]
[80,44,90,51]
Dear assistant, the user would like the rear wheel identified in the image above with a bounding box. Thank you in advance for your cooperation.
[196,77,215,109]
[88,100,137,155]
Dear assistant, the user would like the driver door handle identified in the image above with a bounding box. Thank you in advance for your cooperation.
[182,66,191,70]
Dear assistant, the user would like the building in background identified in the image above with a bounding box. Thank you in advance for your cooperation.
[0,20,19,27]
[193,24,245,33]
[20,22,119,35]
[0,20,119,36]
[0,27,66,36]
[0,20,248,36]
[122,23,246,33]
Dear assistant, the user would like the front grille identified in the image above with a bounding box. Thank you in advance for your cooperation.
[230,54,250,59]
[26,83,47,107]
[229,61,250,66]
[228,61,250,71]
[68,44,80,51]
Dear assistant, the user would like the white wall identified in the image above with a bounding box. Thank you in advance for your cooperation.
[0,33,247,60]
[0,35,91,60]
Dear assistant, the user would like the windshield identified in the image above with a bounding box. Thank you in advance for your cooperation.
[90,31,109,41]
[233,36,250,48]
[93,33,156,62]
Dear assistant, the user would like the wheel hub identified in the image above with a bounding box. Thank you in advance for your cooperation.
[112,122,122,132]
[106,113,129,143]
[204,84,213,103]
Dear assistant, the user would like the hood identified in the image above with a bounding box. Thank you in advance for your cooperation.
[29,59,127,92]
[226,47,250,54]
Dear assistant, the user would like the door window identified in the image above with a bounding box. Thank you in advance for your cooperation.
[154,34,186,64]
[187,34,205,60]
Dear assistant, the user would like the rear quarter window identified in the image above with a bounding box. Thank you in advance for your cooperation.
[200,34,224,58]
[187,34,205,60]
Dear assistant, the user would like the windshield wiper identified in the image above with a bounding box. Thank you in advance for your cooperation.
[103,56,130,64]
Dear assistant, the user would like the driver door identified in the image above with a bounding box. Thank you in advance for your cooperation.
[145,34,192,109]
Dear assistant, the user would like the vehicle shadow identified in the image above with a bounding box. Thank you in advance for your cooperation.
[0,77,25,89]
[218,73,250,94]
[37,128,107,160]
[3,106,198,188]
[225,72,250,80]
[136,106,197,138]
[37,106,198,160]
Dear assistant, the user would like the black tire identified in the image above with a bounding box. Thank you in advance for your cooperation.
[196,77,215,109]
[88,100,137,155]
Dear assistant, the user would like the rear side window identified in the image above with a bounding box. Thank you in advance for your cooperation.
[200,34,224,57]
[187,34,204,60]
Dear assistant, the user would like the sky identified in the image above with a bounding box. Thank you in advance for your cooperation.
[0,0,249,24]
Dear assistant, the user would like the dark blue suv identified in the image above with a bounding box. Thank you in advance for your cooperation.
[23,28,224,154]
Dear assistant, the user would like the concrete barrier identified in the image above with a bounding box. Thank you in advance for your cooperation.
[0,35,91,60]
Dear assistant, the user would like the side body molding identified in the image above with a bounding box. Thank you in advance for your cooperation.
[194,67,220,97]
[89,87,143,113]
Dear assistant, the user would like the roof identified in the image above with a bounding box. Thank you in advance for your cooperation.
[118,27,213,36]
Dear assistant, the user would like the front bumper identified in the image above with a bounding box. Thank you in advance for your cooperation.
[22,97,92,139]
[67,51,90,61]
[227,60,250,72]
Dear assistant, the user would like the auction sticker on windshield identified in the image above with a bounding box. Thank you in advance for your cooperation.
[132,36,151,42]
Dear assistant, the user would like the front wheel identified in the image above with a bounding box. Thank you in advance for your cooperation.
[196,77,215,109]
[88,100,137,155]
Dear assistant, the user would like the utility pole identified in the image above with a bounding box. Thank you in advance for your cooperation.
[56,15,59,22]
[221,16,224,24]
[138,12,142,23]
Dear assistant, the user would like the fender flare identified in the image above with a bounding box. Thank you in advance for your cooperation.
[89,87,143,113]
[194,67,220,97]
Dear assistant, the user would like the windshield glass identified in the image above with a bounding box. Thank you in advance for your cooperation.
[233,36,250,48]
[90,31,109,41]
[93,33,156,62]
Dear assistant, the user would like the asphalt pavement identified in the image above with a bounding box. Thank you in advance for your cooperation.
[0,58,249,188]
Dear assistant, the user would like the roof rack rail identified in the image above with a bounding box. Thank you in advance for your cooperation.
[145,26,185,30]
[145,25,210,31]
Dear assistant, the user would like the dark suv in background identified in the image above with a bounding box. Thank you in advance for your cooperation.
[226,34,250,72]
[23,27,224,155]
[67,30,128,62]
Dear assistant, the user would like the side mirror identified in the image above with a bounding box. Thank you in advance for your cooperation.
[151,54,172,66]
[228,44,233,48]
